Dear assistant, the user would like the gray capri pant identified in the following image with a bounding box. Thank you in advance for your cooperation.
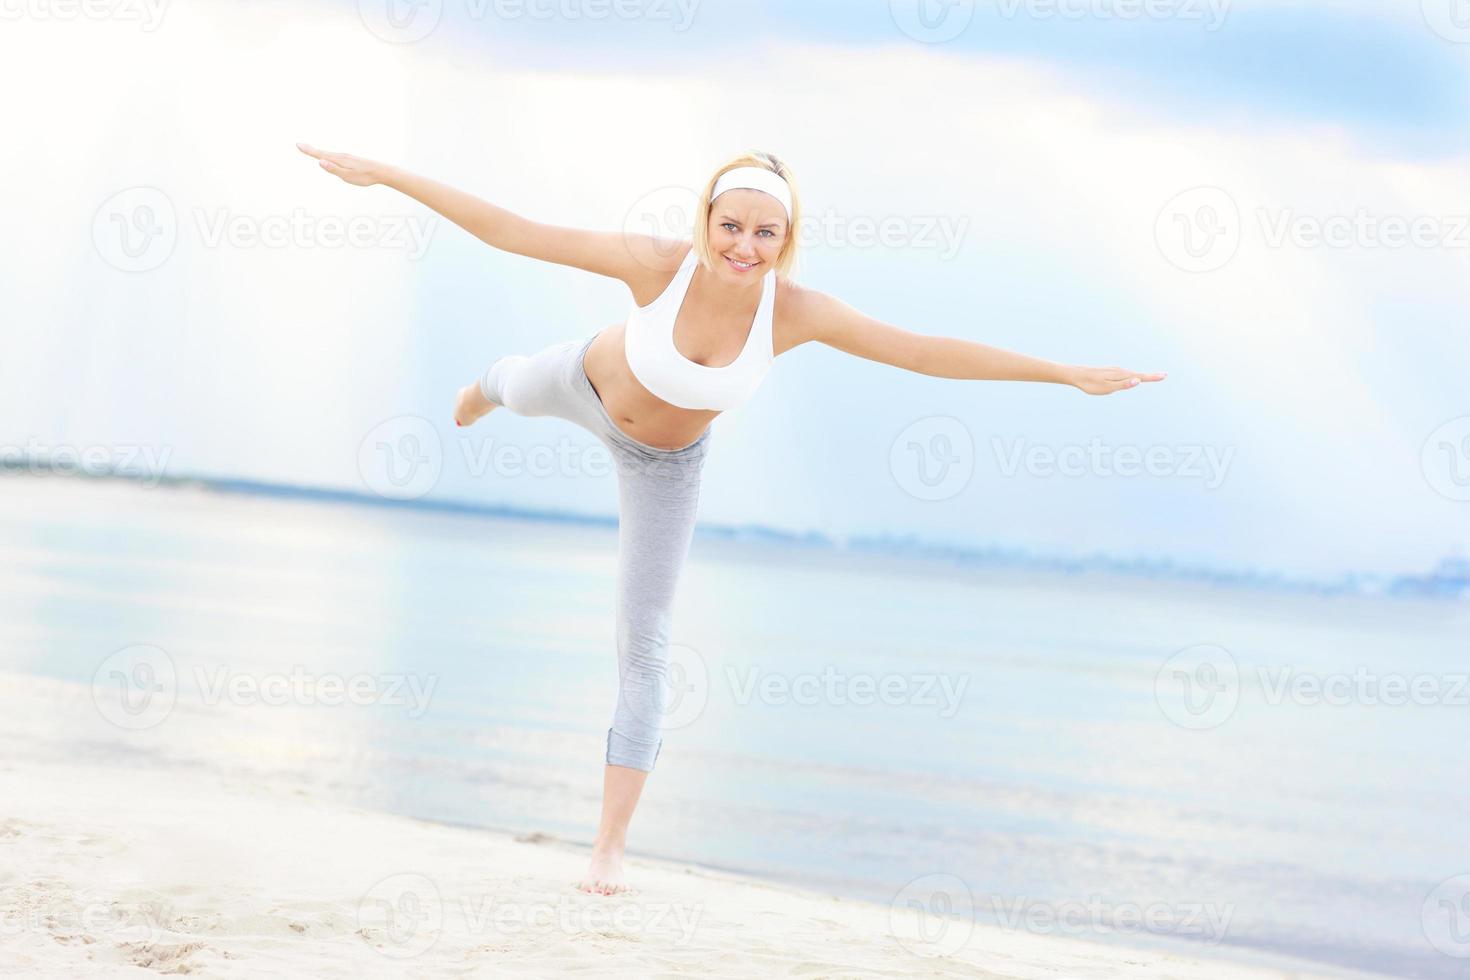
[479,332,711,772]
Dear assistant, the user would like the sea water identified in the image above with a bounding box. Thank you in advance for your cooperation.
[2,475,1464,979]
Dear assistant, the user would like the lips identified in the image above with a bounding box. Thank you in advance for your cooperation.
[725,254,758,271]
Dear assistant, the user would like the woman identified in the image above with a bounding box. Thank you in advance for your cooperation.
[297,144,1165,895]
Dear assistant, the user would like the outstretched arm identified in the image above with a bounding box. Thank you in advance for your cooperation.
[294,142,672,284]
[795,287,1165,396]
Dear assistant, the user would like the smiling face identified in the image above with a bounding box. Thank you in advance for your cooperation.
[706,188,789,283]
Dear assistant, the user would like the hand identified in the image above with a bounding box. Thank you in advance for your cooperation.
[296,142,386,187]
[1069,365,1167,395]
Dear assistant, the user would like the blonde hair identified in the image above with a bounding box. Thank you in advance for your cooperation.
[693,151,801,280]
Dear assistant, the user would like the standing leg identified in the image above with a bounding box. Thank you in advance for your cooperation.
[466,333,711,895]
[578,442,708,895]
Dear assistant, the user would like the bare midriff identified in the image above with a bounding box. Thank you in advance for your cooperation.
[582,322,723,451]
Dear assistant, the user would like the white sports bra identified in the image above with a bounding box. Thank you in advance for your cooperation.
[623,246,776,411]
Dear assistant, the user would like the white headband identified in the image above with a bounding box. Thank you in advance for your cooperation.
[711,166,792,221]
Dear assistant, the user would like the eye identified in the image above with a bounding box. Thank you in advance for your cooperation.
[758,229,775,238]
[721,222,738,233]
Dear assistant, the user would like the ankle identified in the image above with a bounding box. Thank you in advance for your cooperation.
[592,831,627,852]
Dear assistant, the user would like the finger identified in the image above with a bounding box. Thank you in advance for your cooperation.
[1135,372,1168,382]
[319,159,345,176]
[306,145,353,169]
[296,142,325,159]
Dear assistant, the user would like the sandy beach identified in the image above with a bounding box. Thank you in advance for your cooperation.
[0,475,1404,979]
[1,752,1330,979]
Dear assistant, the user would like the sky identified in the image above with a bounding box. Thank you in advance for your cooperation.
[2,0,1468,579]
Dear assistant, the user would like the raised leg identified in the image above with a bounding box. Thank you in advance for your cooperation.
[453,381,498,427]
[467,339,588,426]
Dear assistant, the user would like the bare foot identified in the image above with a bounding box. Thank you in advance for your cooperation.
[577,838,630,896]
[454,382,498,427]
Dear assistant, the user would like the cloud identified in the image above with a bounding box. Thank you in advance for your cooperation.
[2,1,1464,576]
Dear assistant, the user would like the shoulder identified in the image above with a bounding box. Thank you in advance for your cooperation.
[773,283,924,369]
[772,279,842,356]
[623,238,693,307]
